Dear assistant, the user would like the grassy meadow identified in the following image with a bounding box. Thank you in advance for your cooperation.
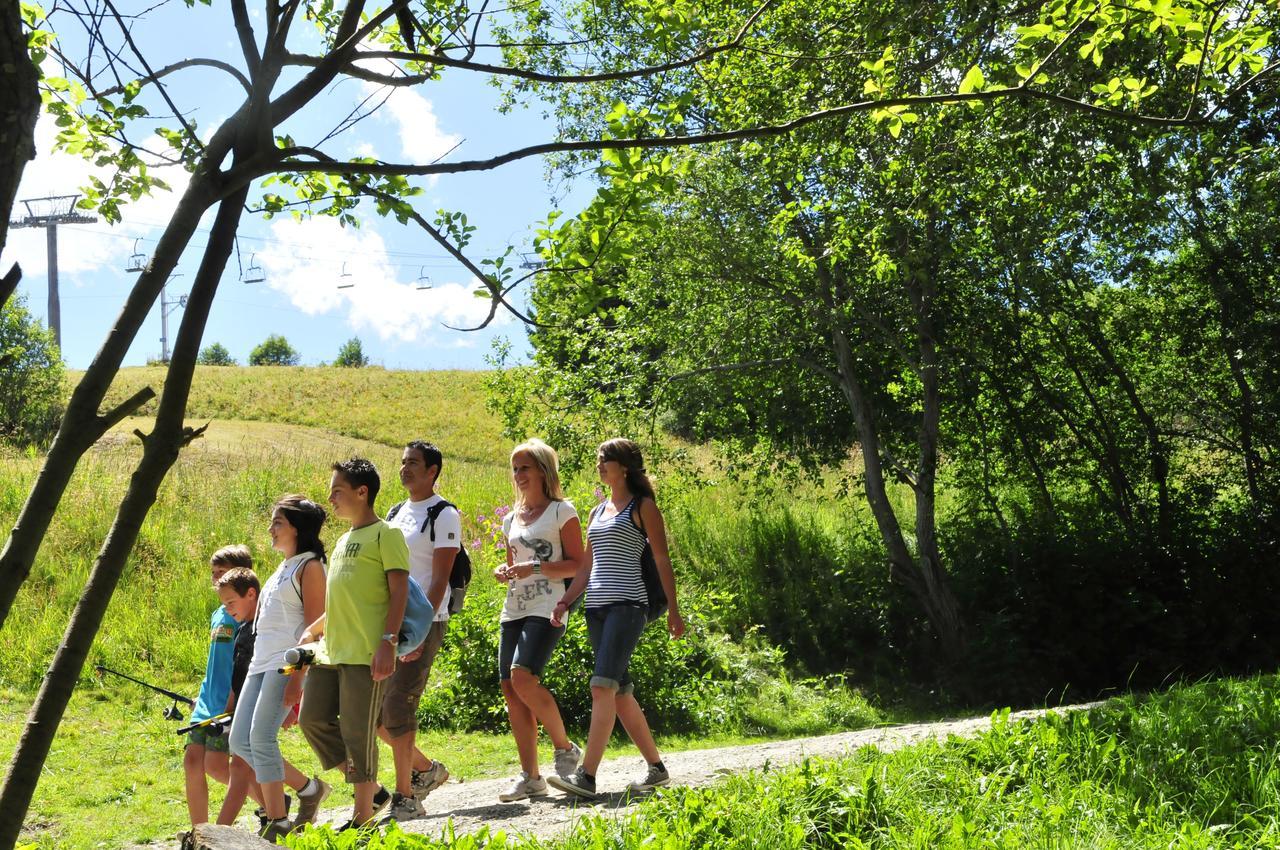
[0,366,880,848]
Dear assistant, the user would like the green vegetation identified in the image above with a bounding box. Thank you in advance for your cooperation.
[0,292,63,448]
[197,342,236,366]
[334,337,369,368]
[282,674,1280,850]
[2,367,876,848]
[249,334,302,367]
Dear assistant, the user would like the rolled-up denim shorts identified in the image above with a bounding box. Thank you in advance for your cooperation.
[499,616,566,681]
[584,602,647,695]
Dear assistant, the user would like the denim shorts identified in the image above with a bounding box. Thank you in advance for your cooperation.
[585,603,647,695]
[499,616,566,681]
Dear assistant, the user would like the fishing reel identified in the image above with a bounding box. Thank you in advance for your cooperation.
[163,702,185,721]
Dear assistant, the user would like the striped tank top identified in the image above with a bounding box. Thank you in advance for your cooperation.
[586,498,648,608]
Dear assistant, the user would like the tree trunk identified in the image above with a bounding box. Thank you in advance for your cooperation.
[0,174,218,630]
[829,324,965,659]
[0,185,246,846]
[0,0,39,259]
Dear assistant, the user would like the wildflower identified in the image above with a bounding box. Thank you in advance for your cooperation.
[593,487,604,500]
[469,539,482,550]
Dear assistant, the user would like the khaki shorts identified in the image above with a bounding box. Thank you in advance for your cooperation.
[299,664,385,784]
[380,621,447,738]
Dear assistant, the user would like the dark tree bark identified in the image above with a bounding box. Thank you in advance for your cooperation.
[0,0,39,258]
[0,184,247,847]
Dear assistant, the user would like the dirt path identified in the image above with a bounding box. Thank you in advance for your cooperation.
[298,702,1102,843]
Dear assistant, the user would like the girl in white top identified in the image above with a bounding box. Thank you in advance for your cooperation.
[493,439,587,802]
[225,495,330,832]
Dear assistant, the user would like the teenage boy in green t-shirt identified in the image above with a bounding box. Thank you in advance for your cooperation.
[299,457,411,828]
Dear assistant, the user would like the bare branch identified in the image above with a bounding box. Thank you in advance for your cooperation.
[95,58,252,97]
[230,0,262,79]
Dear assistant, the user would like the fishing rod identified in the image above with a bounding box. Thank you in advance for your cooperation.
[95,664,194,720]
[176,713,232,736]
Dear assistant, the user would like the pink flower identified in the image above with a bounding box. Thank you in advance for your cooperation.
[469,539,482,550]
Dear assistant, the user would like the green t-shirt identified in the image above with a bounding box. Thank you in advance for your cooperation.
[321,520,410,666]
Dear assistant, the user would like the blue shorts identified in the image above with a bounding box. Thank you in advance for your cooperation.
[585,603,647,695]
[499,616,566,680]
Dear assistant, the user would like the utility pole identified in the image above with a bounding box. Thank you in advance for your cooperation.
[7,195,97,348]
[159,275,187,363]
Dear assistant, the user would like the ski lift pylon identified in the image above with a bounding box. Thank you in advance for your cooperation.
[126,238,149,273]
[416,266,432,290]
[241,253,265,284]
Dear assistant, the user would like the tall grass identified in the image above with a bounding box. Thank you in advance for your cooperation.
[279,674,1280,850]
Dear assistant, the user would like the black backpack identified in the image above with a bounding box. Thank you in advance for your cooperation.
[387,499,472,614]
[590,499,668,623]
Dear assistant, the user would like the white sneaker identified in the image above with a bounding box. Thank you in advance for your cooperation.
[553,741,582,779]
[388,791,426,821]
[498,771,548,802]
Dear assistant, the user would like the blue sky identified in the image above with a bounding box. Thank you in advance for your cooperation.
[1,2,595,370]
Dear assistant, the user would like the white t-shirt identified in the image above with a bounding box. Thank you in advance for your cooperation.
[387,494,461,622]
[501,500,578,623]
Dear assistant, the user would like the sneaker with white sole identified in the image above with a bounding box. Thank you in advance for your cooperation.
[547,766,598,799]
[553,741,582,779]
[257,817,293,843]
[411,760,450,799]
[294,777,331,826]
[388,791,426,821]
[628,762,670,793]
[371,784,392,818]
[498,771,548,802]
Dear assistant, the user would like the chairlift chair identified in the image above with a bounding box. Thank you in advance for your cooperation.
[241,253,265,284]
[126,238,149,273]
[416,266,432,290]
[336,262,355,289]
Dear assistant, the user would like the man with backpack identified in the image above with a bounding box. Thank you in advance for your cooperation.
[377,440,468,821]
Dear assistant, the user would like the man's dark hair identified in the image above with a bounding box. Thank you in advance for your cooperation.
[332,457,380,506]
[406,441,443,482]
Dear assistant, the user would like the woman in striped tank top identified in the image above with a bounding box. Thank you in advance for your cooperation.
[547,439,684,799]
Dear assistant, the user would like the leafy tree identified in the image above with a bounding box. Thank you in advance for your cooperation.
[197,342,236,366]
[0,293,63,448]
[249,334,300,367]
[2,0,1277,838]
[334,336,368,368]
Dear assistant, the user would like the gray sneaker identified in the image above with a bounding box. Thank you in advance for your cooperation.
[411,760,450,799]
[553,741,582,779]
[294,777,330,825]
[498,771,548,802]
[628,762,670,793]
[388,791,426,821]
[547,766,598,799]
[257,817,293,843]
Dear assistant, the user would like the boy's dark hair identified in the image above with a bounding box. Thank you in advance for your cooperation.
[406,440,443,481]
[210,544,253,569]
[216,567,260,597]
[332,457,380,506]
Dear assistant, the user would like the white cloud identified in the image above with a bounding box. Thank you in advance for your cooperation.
[358,76,460,164]
[1,114,195,281]
[256,216,503,342]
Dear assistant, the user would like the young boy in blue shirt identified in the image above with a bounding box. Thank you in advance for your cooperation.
[184,545,253,826]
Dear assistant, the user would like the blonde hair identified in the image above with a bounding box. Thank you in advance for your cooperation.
[210,544,253,569]
[510,438,565,510]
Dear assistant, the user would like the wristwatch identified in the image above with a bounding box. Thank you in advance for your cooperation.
[381,632,398,644]
[531,560,542,574]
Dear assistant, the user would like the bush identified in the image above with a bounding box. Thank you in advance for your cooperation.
[0,293,64,447]
[248,334,300,366]
[197,342,236,365]
[334,336,368,367]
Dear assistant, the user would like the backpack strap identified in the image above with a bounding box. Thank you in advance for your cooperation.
[424,499,458,540]
[386,501,406,522]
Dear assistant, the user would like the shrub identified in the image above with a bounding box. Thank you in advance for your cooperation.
[0,293,64,447]
[249,334,300,366]
[197,342,236,365]
[334,336,368,367]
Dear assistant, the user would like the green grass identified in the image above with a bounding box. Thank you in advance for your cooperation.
[3,366,883,848]
[275,673,1280,850]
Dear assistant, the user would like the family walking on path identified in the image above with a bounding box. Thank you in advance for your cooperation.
[180,436,683,842]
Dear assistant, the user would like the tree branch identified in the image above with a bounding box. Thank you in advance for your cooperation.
[96,386,157,431]
[95,57,252,97]
[230,0,262,80]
